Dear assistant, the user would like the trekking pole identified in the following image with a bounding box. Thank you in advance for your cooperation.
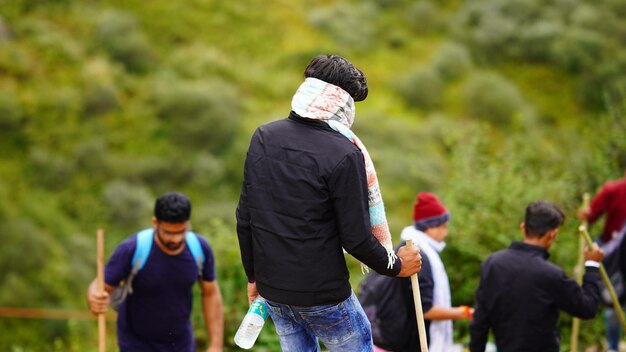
[570,193,590,352]
[406,240,429,352]
[578,225,626,333]
[97,229,106,352]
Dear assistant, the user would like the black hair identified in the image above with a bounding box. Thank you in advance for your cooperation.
[154,192,191,223]
[524,200,565,237]
[304,54,368,102]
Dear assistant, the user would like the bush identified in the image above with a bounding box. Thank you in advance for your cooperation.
[550,28,605,74]
[451,1,518,61]
[166,45,232,79]
[516,20,563,61]
[0,16,11,42]
[308,2,378,51]
[394,66,443,110]
[28,148,74,189]
[0,90,23,129]
[432,42,473,81]
[152,79,242,152]
[95,11,154,73]
[463,72,528,126]
[103,180,153,229]
[0,42,33,78]
[80,58,120,116]
[20,18,82,66]
[405,1,444,34]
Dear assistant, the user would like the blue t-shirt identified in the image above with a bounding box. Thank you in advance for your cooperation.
[105,231,216,351]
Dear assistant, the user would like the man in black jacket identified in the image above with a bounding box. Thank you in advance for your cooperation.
[469,200,604,352]
[236,54,422,352]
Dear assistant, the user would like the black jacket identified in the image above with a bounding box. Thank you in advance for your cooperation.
[469,241,601,352]
[236,112,401,306]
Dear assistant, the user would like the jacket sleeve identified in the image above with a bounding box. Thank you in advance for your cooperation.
[469,261,490,352]
[588,183,611,224]
[554,266,601,319]
[328,150,401,276]
[236,151,254,281]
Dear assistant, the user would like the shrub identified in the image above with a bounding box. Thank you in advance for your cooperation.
[0,90,23,129]
[550,28,605,74]
[516,20,563,62]
[394,66,443,110]
[405,1,444,34]
[80,58,120,116]
[28,148,74,189]
[308,2,378,51]
[152,79,242,152]
[103,180,153,229]
[432,42,473,81]
[95,11,154,73]
[0,42,33,78]
[166,45,232,79]
[463,72,528,126]
[189,152,225,190]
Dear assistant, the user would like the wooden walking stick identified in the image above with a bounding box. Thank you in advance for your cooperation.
[97,229,106,352]
[406,239,429,352]
[570,193,590,352]
[578,224,626,332]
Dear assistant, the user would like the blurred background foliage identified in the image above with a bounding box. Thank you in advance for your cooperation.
[0,0,625,350]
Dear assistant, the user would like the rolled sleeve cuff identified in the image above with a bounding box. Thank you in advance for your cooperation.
[584,260,600,268]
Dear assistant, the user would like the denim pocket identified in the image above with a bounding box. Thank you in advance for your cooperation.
[265,299,296,335]
[298,301,353,345]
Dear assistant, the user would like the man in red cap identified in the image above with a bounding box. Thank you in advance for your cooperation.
[358,192,472,352]
[398,192,473,351]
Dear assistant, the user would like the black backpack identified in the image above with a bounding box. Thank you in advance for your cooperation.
[358,272,418,351]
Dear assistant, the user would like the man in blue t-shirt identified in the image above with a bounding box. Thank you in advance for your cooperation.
[86,192,223,352]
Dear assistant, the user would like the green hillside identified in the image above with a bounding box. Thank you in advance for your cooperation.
[1,0,626,350]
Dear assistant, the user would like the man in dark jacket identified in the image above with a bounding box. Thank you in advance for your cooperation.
[469,200,604,352]
[236,54,422,352]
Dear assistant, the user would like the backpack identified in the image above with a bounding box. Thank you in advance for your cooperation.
[600,222,626,306]
[357,272,415,351]
[109,228,205,310]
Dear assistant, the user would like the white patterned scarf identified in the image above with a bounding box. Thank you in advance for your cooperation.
[401,226,453,351]
[292,77,396,271]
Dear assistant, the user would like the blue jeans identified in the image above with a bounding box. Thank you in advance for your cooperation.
[265,292,374,352]
[606,307,621,350]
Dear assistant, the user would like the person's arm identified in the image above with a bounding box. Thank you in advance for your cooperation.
[86,240,133,315]
[555,244,604,318]
[469,263,490,352]
[423,305,473,320]
[247,281,258,305]
[584,184,611,224]
[200,280,224,352]
[328,150,406,276]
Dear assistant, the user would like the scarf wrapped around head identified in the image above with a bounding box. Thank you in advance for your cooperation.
[291,77,397,271]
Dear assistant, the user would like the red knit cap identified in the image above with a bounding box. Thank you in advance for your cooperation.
[413,192,450,230]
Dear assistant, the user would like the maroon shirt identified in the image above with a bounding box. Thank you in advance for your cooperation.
[588,178,626,242]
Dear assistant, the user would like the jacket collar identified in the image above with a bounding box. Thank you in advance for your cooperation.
[509,240,550,259]
[288,111,335,130]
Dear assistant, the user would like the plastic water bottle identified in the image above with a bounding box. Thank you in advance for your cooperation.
[234,297,269,349]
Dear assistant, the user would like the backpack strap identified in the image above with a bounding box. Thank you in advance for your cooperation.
[132,228,155,272]
[109,228,154,309]
[185,231,205,278]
